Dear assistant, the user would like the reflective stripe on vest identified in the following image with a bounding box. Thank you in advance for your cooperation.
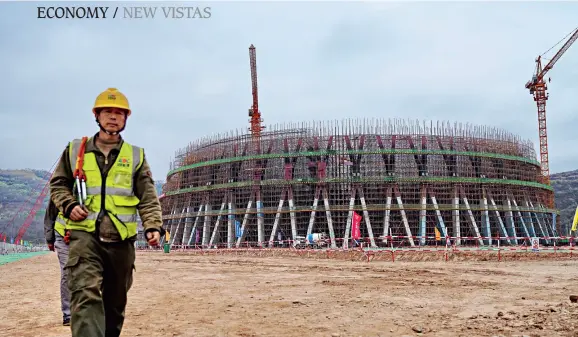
[58,137,144,240]
[55,215,67,237]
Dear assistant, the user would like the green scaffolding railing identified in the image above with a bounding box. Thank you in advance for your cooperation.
[167,149,540,177]
[165,176,553,197]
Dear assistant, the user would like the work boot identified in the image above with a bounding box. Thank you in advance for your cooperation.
[63,317,70,326]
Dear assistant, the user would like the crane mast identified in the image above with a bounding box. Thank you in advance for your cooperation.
[248,44,264,139]
[525,27,578,190]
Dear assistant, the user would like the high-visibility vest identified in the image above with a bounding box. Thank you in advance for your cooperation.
[165,231,170,243]
[56,138,144,240]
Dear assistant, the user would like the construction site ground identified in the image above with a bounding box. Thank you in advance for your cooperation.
[1,249,578,337]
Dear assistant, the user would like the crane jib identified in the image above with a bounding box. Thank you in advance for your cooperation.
[536,28,578,80]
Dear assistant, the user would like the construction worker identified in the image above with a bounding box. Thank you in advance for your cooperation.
[164,228,170,253]
[44,198,70,326]
[49,87,165,337]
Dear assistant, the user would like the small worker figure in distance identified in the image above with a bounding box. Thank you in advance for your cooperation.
[49,87,166,337]
[44,198,71,326]
[164,228,171,253]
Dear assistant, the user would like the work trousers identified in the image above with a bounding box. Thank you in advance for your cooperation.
[54,232,71,320]
[65,230,135,337]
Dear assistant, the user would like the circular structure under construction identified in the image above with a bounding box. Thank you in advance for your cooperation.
[160,119,557,249]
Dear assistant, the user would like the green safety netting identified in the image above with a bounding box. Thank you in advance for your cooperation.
[0,251,49,266]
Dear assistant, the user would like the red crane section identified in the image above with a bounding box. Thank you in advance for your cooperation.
[525,27,578,188]
[248,44,264,139]
[14,180,50,244]
[0,167,56,244]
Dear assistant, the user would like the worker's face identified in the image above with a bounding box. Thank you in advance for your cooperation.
[97,108,127,132]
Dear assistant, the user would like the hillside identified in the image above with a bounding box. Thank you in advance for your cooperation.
[0,169,165,243]
[0,169,51,243]
[551,169,578,234]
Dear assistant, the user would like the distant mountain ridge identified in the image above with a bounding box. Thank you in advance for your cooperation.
[550,169,578,234]
[0,169,51,242]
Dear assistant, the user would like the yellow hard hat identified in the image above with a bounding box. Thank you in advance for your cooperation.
[93,88,131,116]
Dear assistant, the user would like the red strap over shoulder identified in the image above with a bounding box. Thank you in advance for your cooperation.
[73,137,88,179]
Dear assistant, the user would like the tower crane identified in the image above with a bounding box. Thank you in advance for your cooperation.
[525,27,578,192]
[248,44,264,139]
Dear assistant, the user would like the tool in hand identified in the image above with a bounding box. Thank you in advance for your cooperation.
[73,137,89,205]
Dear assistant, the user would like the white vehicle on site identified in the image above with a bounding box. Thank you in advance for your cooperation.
[293,233,329,249]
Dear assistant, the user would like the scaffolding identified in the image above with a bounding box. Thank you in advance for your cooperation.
[160,118,558,249]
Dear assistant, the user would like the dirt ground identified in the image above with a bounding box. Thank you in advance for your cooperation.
[2,250,578,337]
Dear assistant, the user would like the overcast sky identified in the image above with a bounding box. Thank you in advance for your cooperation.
[0,1,577,180]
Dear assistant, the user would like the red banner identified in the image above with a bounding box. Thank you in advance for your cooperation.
[352,212,362,240]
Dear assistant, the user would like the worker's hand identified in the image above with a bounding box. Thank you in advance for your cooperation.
[47,243,55,252]
[70,205,88,221]
[146,230,161,246]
